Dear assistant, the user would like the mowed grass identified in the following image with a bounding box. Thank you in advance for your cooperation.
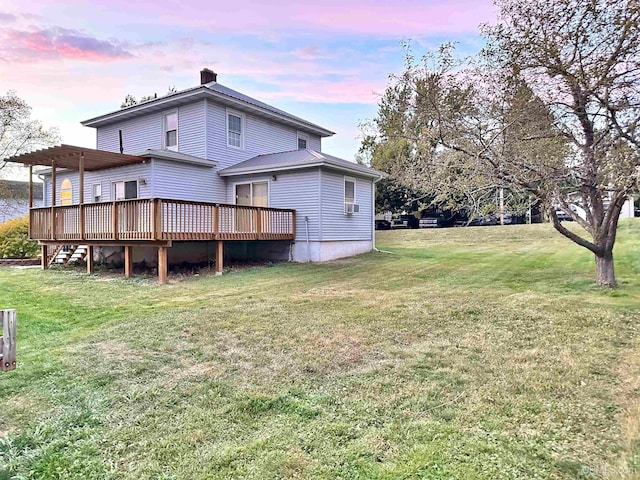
[1,221,639,479]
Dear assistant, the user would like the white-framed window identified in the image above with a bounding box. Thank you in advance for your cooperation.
[92,183,102,203]
[344,177,357,215]
[234,181,269,207]
[344,177,356,204]
[297,132,308,150]
[227,109,244,149]
[164,111,178,151]
[113,180,138,201]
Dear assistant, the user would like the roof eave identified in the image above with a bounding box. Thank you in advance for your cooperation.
[219,160,386,179]
[81,88,206,127]
[81,86,335,137]
[139,150,217,167]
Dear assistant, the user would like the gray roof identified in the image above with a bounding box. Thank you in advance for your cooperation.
[139,149,216,167]
[81,82,335,137]
[218,149,387,179]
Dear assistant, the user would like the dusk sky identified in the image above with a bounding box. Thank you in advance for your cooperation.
[0,0,497,161]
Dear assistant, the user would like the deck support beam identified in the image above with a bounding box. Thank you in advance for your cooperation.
[50,161,56,240]
[215,241,224,275]
[158,247,168,284]
[79,153,85,240]
[86,245,94,274]
[28,166,33,239]
[124,246,133,278]
[41,245,47,270]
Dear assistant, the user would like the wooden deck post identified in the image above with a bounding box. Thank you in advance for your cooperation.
[291,210,296,239]
[215,240,224,275]
[28,166,33,209]
[86,245,94,274]
[124,246,133,278]
[213,205,219,238]
[50,161,56,240]
[41,245,47,270]
[79,153,85,240]
[151,199,158,240]
[256,208,262,240]
[28,165,33,239]
[112,201,118,240]
[158,246,168,284]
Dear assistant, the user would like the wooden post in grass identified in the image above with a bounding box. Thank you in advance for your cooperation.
[86,245,94,274]
[124,246,133,278]
[158,246,168,284]
[215,240,224,275]
[41,245,47,270]
[1,309,17,372]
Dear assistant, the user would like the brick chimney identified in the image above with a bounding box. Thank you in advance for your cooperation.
[200,68,217,84]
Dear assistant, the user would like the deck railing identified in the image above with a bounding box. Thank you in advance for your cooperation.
[30,198,296,242]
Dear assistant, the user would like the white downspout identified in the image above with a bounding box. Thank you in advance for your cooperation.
[305,216,310,262]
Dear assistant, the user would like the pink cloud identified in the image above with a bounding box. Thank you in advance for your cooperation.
[7,0,496,37]
[1,26,132,62]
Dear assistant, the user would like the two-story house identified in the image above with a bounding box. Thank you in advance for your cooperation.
[7,69,385,282]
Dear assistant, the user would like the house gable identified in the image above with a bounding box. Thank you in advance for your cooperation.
[94,97,323,167]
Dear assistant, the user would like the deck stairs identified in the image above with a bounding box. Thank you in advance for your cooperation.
[50,245,89,266]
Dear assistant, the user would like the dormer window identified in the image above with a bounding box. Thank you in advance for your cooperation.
[164,111,178,151]
[297,132,308,150]
[227,109,244,149]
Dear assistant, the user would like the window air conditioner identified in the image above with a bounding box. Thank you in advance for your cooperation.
[345,203,359,214]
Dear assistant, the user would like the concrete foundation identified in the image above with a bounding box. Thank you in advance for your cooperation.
[291,240,373,262]
[94,239,371,267]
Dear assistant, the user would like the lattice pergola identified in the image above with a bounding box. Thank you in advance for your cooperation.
[4,144,147,208]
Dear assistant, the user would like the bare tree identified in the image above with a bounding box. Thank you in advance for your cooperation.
[0,91,58,165]
[120,86,179,109]
[0,91,58,216]
[363,0,640,287]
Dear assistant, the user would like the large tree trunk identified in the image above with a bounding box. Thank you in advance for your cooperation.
[595,250,617,288]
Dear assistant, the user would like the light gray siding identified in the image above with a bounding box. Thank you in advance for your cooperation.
[308,135,321,151]
[97,112,163,154]
[96,101,207,158]
[42,163,152,206]
[225,169,321,242]
[178,101,206,158]
[96,98,321,165]
[152,159,225,202]
[319,168,373,241]
[206,101,322,168]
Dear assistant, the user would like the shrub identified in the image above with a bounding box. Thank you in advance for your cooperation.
[0,215,39,259]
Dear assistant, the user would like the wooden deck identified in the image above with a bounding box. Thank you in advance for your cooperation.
[30,198,296,244]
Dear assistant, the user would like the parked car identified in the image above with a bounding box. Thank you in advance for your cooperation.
[419,214,449,228]
[375,219,391,230]
[391,215,419,229]
[555,209,573,221]
[456,213,498,227]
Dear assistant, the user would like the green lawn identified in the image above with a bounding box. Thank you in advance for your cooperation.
[1,222,639,479]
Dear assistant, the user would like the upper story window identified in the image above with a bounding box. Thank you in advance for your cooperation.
[227,109,244,149]
[297,132,308,150]
[164,111,178,151]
